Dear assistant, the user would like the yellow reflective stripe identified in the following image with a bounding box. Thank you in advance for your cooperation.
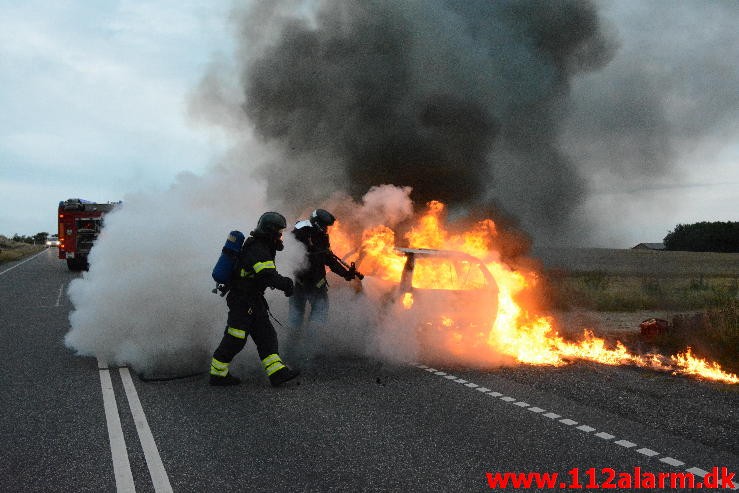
[240,268,255,278]
[316,278,326,288]
[261,353,285,376]
[265,361,285,376]
[227,327,246,339]
[210,357,229,376]
[253,260,275,273]
[261,354,281,368]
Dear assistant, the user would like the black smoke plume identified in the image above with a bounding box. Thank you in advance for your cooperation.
[192,0,738,245]
[233,0,615,241]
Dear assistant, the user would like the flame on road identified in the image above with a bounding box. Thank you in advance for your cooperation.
[330,201,738,385]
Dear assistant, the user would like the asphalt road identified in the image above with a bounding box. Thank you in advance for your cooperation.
[1,248,737,492]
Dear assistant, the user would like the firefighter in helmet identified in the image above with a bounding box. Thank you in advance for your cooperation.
[288,209,357,352]
[209,212,299,387]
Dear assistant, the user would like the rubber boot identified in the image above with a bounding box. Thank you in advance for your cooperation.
[209,373,241,386]
[269,366,300,387]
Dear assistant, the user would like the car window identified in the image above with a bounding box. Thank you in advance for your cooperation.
[411,257,488,290]
[353,250,405,282]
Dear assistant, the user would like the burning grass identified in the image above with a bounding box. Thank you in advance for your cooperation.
[644,301,739,375]
[539,266,738,376]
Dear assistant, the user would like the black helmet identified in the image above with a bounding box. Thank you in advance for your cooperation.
[309,209,335,232]
[256,212,287,235]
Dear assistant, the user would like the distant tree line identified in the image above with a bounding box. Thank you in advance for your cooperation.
[11,232,50,244]
[663,221,739,253]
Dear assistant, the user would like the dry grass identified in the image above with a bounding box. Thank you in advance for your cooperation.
[0,235,46,264]
[534,247,739,312]
[532,247,739,277]
[545,273,737,312]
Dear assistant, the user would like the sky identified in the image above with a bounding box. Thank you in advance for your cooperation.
[1,0,737,248]
[0,1,234,236]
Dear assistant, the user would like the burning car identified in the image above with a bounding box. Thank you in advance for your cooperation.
[346,245,499,360]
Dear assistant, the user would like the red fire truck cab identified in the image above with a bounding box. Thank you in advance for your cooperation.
[58,198,119,271]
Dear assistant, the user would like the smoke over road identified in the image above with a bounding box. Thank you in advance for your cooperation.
[64,182,427,376]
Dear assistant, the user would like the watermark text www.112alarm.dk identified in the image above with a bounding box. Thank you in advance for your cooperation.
[486,466,735,489]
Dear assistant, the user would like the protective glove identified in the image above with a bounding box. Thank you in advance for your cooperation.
[344,265,356,281]
[282,277,294,297]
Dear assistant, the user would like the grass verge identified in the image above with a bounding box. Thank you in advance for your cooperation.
[0,236,46,264]
[541,267,739,374]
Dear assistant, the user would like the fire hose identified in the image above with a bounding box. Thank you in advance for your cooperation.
[329,251,364,280]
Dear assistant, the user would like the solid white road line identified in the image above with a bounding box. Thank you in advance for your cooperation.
[0,249,47,276]
[119,368,173,493]
[98,359,136,492]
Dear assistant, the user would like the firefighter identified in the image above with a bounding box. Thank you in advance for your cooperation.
[209,212,299,387]
[288,209,357,352]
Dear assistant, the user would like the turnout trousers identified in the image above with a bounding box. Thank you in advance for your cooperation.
[212,291,279,364]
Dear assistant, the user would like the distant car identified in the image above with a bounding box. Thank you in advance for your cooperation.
[349,247,499,356]
[46,235,60,247]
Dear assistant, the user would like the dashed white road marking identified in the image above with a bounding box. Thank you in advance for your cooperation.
[595,432,615,440]
[686,467,708,477]
[615,439,637,448]
[413,363,723,482]
[636,447,660,457]
[660,457,685,466]
[55,283,65,307]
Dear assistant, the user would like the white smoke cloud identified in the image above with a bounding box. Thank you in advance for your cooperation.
[63,161,432,377]
[65,163,276,376]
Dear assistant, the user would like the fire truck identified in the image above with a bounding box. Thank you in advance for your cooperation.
[57,198,119,271]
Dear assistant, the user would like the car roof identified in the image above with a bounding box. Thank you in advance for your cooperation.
[394,247,483,262]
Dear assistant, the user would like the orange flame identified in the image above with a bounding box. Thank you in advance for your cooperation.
[402,292,414,309]
[330,201,737,384]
